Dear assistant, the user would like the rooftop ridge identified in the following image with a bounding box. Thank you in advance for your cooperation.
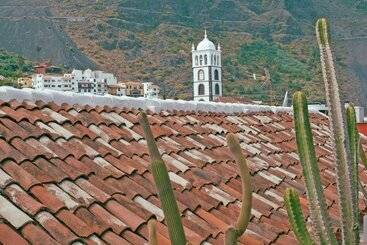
[0,86,295,114]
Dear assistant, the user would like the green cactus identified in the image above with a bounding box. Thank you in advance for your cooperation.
[346,104,360,232]
[284,188,314,245]
[139,112,187,245]
[316,18,358,244]
[148,218,158,245]
[224,227,238,245]
[225,133,252,244]
[292,91,337,244]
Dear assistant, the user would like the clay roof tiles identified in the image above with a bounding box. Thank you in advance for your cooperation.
[0,89,366,244]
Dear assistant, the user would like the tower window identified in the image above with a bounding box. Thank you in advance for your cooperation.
[214,69,219,80]
[195,56,198,66]
[198,70,205,80]
[199,55,203,65]
[198,84,205,95]
[214,55,217,65]
[211,55,213,65]
[215,83,220,95]
[204,55,208,65]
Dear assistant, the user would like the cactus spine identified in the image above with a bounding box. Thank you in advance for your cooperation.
[148,218,158,245]
[139,112,187,245]
[284,188,314,245]
[292,91,337,244]
[225,133,252,244]
[316,18,358,244]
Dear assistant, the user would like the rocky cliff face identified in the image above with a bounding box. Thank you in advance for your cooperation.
[0,0,95,69]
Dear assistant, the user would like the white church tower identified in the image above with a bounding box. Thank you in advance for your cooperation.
[192,30,222,102]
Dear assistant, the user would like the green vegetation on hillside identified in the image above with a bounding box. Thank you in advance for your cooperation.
[238,40,311,83]
[47,0,367,104]
[223,40,322,102]
[0,50,33,78]
[0,50,33,87]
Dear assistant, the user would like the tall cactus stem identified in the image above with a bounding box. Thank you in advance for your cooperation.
[316,18,358,244]
[225,133,252,244]
[293,91,337,244]
[139,112,187,245]
[225,227,238,245]
[284,188,314,245]
[148,218,158,245]
[346,104,360,233]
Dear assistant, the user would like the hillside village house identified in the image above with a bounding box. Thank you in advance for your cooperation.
[31,68,160,99]
[32,69,117,95]
[17,77,33,88]
[0,86,367,244]
[143,82,160,99]
[124,81,144,97]
[107,83,127,96]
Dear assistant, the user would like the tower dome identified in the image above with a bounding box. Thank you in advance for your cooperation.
[196,30,216,51]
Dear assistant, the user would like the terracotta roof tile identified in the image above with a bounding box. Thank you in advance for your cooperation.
[89,203,128,233]
[21,223,59,245]
[102,231,131,244]
[56,209,94,237]
[74,207,109,235]
[4,184,45,216]
[2,160,40,190]
[35,211,77,243]
[0,223,28,245]
[30,185,65,213]
[0,95,365,244]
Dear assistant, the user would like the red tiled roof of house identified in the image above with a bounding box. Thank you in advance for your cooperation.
[0,88,366,244]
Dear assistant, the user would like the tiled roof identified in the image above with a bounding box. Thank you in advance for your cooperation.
[0,88,366,244]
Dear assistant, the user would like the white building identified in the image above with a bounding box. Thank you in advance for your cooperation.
[70,69,117,95]
[32,69,117,95]
[32,74,73,91]
[143,82,160,99]
[192,30,222,102]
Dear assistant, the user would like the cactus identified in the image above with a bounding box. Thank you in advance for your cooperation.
[284,188,314,245]
[292,91,337,244]
[225,133,252,244]
[140,113,253,244]
[139,112,187,245]
[316,18,358,244]
[346,104,360,232]
[148,218,158,245]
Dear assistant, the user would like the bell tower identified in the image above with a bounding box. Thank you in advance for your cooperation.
[192,30,222,102]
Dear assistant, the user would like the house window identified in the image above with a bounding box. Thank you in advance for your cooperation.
[198,84,205,95]
[204,55,207,65]
[214,69,219,80]
[198,70,204,80]
[215,84,220,95]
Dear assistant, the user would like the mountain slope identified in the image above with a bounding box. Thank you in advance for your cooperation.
[0,0,95,69]
[1,0,366,104]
